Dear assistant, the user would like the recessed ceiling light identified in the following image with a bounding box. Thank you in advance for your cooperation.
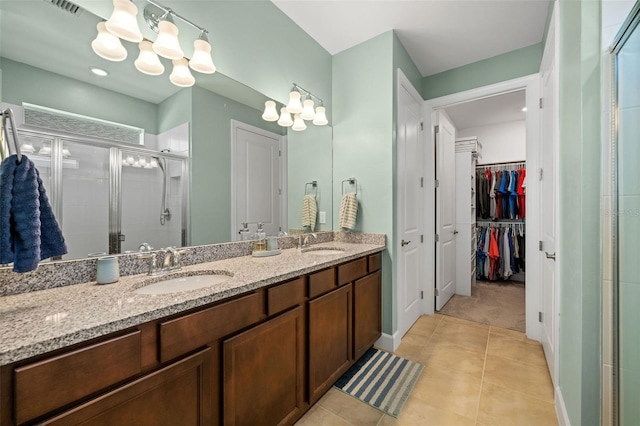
[90,67,109,77]
[522,107,527,112]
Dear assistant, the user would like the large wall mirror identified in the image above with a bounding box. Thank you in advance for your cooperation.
[0,0,333,261]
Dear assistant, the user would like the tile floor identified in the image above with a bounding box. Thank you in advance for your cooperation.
[295,314,558,426]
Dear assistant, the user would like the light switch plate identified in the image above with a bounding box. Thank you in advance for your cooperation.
[319,211,326,224]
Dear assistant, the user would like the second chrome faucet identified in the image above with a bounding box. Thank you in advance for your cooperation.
[138,247,183,276]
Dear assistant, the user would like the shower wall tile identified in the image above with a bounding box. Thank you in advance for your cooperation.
[618,107,640,196]
[602,195,613,282]
[618,196,640,284]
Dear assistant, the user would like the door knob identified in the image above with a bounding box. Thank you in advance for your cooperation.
[545,252,556,261]
[453,230,459,235]
[401,240,411,247]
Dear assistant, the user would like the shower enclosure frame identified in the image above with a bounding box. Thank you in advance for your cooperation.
[16,127,190,257]
[610,2,640,424]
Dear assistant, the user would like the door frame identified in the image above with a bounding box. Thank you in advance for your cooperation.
[423,74,542,341]
[230,120,287,241]
[395,69,426,346]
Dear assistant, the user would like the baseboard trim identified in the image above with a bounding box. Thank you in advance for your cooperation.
[556,385,571,426]
[375,331,401,352]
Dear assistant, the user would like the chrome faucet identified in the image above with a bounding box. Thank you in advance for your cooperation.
[302,233,318,248]
[163,247,182,271]
[138,242,153,252]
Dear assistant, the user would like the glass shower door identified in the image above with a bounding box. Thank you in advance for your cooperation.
[119,150,186,253]
[614,4,640,424]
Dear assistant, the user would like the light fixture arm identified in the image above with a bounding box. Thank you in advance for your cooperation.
[145,0,207,33]
[292,83,324,106]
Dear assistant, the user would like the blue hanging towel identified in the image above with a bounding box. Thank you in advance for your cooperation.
[0,154,67,273]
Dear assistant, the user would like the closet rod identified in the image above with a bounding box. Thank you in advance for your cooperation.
[476,160,525,169]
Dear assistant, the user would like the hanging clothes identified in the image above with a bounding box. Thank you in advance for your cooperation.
[476,223,526,282]
[475,164,526,221]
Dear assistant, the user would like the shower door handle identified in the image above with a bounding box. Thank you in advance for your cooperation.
[545,252,556,261]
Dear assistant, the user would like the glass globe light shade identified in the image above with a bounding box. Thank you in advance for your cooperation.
[312,106,329,126]
[170,58,195,87]
[189,38,216,74]
[300,99,315,120]
[277,108,293,127]
[153,18,184,60]
[286,90,303,114]
[105,0,143,43]
[91,22,127,62]
[292,114,307,131]
[135,40,165,75]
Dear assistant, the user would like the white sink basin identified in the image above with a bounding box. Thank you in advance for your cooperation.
[134,271,233,295]
[302,248,346,256]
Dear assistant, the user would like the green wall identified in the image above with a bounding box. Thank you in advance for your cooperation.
[1,58,158,133]
[287,125,334,232]
[421,43,544,100]
[332,31,395,334]
[190,85,283,245]
[157,88,192,135]
[557,0,602,424]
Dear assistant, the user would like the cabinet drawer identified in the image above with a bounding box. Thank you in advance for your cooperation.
[159,292,265,363]
[338,257,367,286]
[15,331,141,425]
[368,253,381,272]
[267,276,306,316]
[308,267,336,299]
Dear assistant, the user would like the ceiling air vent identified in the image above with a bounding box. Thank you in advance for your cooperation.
[45,0,83,16]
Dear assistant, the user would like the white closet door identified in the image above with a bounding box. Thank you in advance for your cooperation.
[435,111,457,310]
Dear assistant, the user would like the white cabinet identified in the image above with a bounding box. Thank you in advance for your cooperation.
[454,138,478,296]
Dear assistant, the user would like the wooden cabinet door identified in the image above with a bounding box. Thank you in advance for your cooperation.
[41,349,211,426]
[354,271,382,360]
[223,306,305,426]
[308,284,352,404]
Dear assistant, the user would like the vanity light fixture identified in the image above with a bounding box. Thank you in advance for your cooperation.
[170,58,195,87]
[277,108,293,127]
[189,31,216,74]
[135,40,165,75]
[105,0,143,43]
[91,21,127,61]
[152,13,183,60]
[262,101,279,122]
[264,83,328,130]
[292,114,307,131]
[91,0,216,87]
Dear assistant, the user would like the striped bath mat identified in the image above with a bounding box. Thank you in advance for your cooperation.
[334,348,424,418]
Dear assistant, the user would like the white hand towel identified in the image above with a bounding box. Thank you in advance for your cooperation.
[302,194,317,231]
[339,193,358,230]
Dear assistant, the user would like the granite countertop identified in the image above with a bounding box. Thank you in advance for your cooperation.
[0,241,384,366]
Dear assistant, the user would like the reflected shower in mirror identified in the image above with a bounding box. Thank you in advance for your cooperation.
[0,0,333,261]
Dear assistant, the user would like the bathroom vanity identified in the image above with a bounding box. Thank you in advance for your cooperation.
[0,240,384,425]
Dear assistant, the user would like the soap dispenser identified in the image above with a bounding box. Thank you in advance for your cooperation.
[238,222,251,241]
[253,223,267,251]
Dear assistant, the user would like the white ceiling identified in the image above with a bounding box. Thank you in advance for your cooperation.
[444,90,526,129]
[272,0,550,77]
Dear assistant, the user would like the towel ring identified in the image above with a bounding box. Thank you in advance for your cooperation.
[0,109,22,163]
[342,177,357,196]
[305,181,318,197]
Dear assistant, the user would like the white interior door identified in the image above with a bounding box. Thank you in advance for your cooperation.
[397,71,425,338]
[539,7,559,382]
[232,122,282,239]
[435,111,457,310]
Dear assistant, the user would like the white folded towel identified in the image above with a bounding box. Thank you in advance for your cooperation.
[302,194,317,231]
[339,193,358,230]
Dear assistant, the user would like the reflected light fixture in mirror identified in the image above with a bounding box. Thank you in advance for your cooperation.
[105,0,143,43]
[152,13,183,60]
[135,40,165,75]
[277,108,293,127]
[91,22,127,61]
[292,114,307,131]
[170,58,195,87]
[262,101,279,121]
[189,32,216,74]
[90,0,216,87]
[264,83,328,130]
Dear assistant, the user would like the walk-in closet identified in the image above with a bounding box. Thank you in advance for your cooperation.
[437,90,527,332]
